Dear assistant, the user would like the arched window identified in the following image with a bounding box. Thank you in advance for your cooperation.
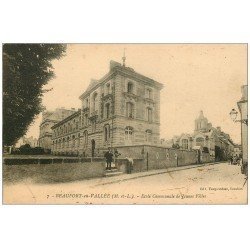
[58,139,61,149]
[182,139,189,149]
[146,107,153,122]
[127,82,133,93]
[145,130,152,142]
[196,137,205,147]
[126,102,134,118]
[104,124,110,142]
[62,138,65,148]
[105,103,111,119]
[125,126,133,141]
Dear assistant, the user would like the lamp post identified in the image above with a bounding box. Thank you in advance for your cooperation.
[230,108,248,181]
[229,108,248,125]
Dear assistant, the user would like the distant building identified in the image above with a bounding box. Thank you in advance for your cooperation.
[51,60,164,156]
[15,136,38,148]
[38,108,76,151]
[167,111,235,161]
[237,85,247,171]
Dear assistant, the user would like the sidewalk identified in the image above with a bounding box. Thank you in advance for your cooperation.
[92,162,220,187]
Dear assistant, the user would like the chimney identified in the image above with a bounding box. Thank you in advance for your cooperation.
[216,126,221,133]
[110,60,121,70]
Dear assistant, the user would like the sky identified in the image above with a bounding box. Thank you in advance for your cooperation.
[26,44,247,144]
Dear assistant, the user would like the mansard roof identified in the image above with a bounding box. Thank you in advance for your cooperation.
[79,60,164,100]
[51,110,81,129]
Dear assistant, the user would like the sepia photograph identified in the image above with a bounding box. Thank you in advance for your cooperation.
[2,44,248,204]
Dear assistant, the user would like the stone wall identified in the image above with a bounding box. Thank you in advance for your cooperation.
[115,145,212,172]
[3,162,106,184]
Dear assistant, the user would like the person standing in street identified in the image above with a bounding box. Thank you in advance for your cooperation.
[126,156,134,174]
[104,147,113,170]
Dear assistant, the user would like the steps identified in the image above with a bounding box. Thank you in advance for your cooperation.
[105,168,124,177]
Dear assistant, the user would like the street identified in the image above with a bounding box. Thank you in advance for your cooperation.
[3,162,247,204]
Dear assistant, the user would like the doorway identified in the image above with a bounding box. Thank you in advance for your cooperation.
[91,139,95,157]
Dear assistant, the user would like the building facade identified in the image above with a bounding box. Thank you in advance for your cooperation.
[38,108,76,151]
[51,60,164,156]
[166,111,235,161]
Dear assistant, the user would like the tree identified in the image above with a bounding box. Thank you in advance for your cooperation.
[3,44,66,146]
[172,143,180,149]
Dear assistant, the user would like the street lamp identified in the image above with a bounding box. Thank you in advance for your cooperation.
[229,108,248,126]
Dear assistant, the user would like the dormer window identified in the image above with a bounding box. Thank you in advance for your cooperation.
[146,89,152,99]
[127,82,134,94]
[92,92,98,111]
[106,83,111,95]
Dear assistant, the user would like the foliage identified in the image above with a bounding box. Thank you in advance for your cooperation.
[13,144,47,155]
[172,143,180,149]
[3,44,66,146]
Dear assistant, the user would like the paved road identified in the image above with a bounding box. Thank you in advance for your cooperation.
[3,163,247,204]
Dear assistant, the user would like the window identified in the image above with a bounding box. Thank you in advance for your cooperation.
[76,133,80,147]
[182,139,188,149]
[105,103,111,119]
[106,83,111,95]
[145,130,152,142]
[127,82,133,93]
[85,114,88,125]
[104,124,110,142]
[62,138,65,148]
[92,120,96,132]
[146,108,153,122]
[126,102,134,118]
[67,137,70,148]
[146,89,152,99]
[72,135,75,147]
[83,131,88,147]
[125,126,133,141]
[93,93,98,111]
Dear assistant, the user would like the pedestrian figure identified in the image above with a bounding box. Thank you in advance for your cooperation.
[237,156,241,166]
[104,148,113,170]
[126,156,134,174]
[230,155,233,165]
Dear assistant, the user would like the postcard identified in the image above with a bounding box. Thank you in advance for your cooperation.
[2,44,248,204]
